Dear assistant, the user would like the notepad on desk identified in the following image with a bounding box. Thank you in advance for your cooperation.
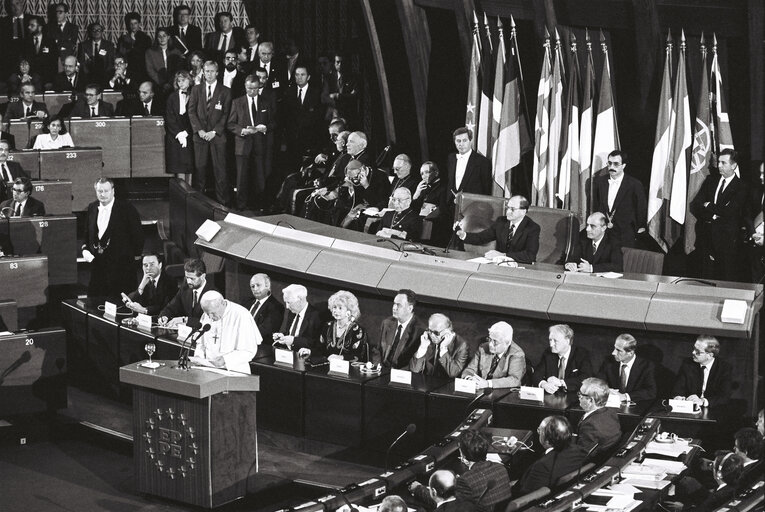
[641,457,687,474]
[645,439,691,457]
[619,477,671,490]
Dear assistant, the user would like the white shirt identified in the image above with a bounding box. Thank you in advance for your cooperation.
[249,96,257,126]
[218,30,233,50]
[33,132,74,150]
[178,90,187,115]
[97,199,114,239]
[223,68,237,88]
[206,80,217,101]
[454,150,471,190]
[607,173,624,211]
[195,301,261,374]
[290,303,309,336]
[714,175,734,204]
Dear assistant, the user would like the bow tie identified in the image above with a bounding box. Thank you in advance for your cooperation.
[181,91,187,95]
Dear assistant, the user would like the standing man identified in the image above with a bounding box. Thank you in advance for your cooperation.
[690,148,746,281]
[256,42,284,96]
[69,83,114,118]
[81,178,144,299]
[321,52,358,124]
[45,2,79,62]
[23,15,57,85]
[123,253,177,315]
[169,4,203,56]
[565,212,623,273]
[597,333,657,403]
[447,127,492,201]
[204,11,245,66]
[158,258,215,328]
[273,284,322,352]
[1,177,45,217]
[373,289,424,369]
[284,65,324,167]
[591,150,647,248]
[408,313,469,378]
[575,377,623,459]
[188,60,232,206]
[221,49,246,98]
[246,273,284,350]
[77,22,115,88]
[534,324,593,394]
[462,321,526,389]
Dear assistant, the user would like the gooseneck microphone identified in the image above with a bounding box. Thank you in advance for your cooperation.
[385,423,417,469]
[177,323,211,369]
[465,387,491,413]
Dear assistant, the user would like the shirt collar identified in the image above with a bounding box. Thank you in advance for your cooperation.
[457,150,471,160]
[700,358,715,371]
[558,346,571,360]
[397,316,412,331]
[609,173,624,185]
[622,355,636,371]
[98,199,114,211]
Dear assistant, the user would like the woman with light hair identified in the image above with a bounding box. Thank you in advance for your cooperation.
[164,69,194,182]
[311,290,370,362]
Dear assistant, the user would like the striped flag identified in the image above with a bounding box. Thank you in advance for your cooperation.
[591,32,619,176]
[578,31,596,223]
[710,34,734,152]
[490,17,507,193]
[547,31,565,207]
[465,14,481,147]
[532,34,552,206]
[476,13,494,156]
[685,35,711,254]
[558,33,581,211]
[647,36,674,253]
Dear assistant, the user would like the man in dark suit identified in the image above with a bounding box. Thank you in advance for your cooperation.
[273,284,322,352]
[5,84,48,120]
[456,194,541,263]
[0,0,30,70]
[81,178,144,300]
[690,149,747,282]
[123,253,178,316]
[247,273,284,356]
[23,15,57,85]
[188,61,233,206]
[0,140,28,197]
[534,324,593,394]
[284,65,324,165]
[0,177,45,217]
[372,289,424,368]
[144,28,184,94]
[447,126,492,201]
[228,72,277,210]
[591,150,647,248]
[462,321,526,389]
[221,49,247,98]
[169,4,203,56]
[565,212,623,273]
[597,333,657,403]
[45,2,79,60]
[454,430,513,512]
[116,81,163,117]
[321,52,359,124]
[516,416,587,495]
[69,83,115,118]
[412,161,450,245]
[408,313,469,378]
[53,55,88,93]
[576,378,623,459]
[204,11,245,66]
[0,113,17,150]
[158,258,215,329]
[672,335,732,408]
[256,42,286,98]
[77,23,116,87]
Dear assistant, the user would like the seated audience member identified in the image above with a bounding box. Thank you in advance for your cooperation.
[33,115,74,149]
[301,131,351,220]
[378,495,407,512]
[597,333,657,403]
[733,427,763,487]
[409,313,469,378]
[7,59,42,96]
[193,291,261,374]
[375,187,422,242]
[145,26,184,95]
[164,70,194,181]
[77,22,115,87]
[70,83,114,118]
[246,273,284,354]
[107,56,136,93]
[122,253,177,315]
[372,289,424,369]
[332,158,391,229]
[53,55,87,93]
[0,141,28,197]
[412,161,449,244]
[117,12,152,82]
[0,113,16,149]
[188,50,205,85]
[1,177,45,217]
[565,211,623,273]
[5,83,48,120]
[456,194,540,264]
[462,321,525,389]
[455,430,513,512]
[672,335,732,408]
[272,284,322,351]
[302,290,370,362]
[409,470,470,512]
[517,416,587,495]
[534,324,593,394]
[389,154,420,195]
[676,450,745,510]
[158,258,215,328]
[576,377,622,458]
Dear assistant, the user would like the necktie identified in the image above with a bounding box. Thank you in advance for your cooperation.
[207,85,212,105]
[220,33,228,51]
[94,41,99,55]
[90,106,95,117]
[714,178,726,204]
[250,300,262,317]
[557,356,566,380]
[192,290,198,309]
[14,17,22,38]
[144,278,155,299]
[487,354,500,380]
[35,36,40,54]
[387,325,403,365]
[26,106,31,117]
[620,364,628,391]
[2,163,11,182]
[298,87,303,104]
[289,313,300,336]
[181,27,185,39]
[250,97,256,126]
[247,47,252,61]
[592,241,597,254]
[14,202,21,217]
[144,103,150,116]
[699,365,708,397]
[506,223,515,248]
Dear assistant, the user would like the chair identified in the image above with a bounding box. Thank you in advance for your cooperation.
[621,247,665,275]
[503,487,551,512]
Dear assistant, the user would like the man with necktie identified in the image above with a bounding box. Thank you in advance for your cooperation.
[597,333,657,403]
[272,284,321,352]
[408,313,469,378]
[462,321,526,389]
[69,83,114,118]
[4,83,48,120]
[0,141,28,198]
[372,289,424,369]
[565,212,623,273]
[169,4,203,55]
[0,177,45,217]
[534,324,593,394]
[246,273,284,356]
[158,258,215,328]
[123,253,177,315]
[672,335,732,408]
[446,127,492,203]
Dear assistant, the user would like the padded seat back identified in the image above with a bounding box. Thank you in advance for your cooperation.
[622,247,664,275]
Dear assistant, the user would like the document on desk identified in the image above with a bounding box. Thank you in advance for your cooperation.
[619,477,671,490]
[645,439,691,457]
[190,366,246,377]
[641,457,687,474]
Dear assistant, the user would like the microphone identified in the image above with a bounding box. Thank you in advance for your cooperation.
[465,387,491,413]
[385,423,416,469]
[177,323,211,369]
[337,489,359,512]
[443,214,464,254]
[377,238,403,252]
[276,220,295,229]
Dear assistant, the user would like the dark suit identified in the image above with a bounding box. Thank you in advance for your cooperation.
[77,38,116,87]
[321,69,359,122]
[412,178,450,245]
[447,151,493,198]
[227,90,277,209]
[408,334,469,378]
[591,173,647,248]
[576,407,622,458]
[159,281,216,329]
[517,445,587,495]
[690,174,746,281]
[259,61,287,97]
[247,295,284,349]
[455,461,513,512]
[188,81,232,205]
[597,356,657,402]
[533,346,594,391]
[204,29,245,64]
[5,100,48,120]
[0,197,45,217]
[566,230,623,272]
[278,304,322,351]
[284,83,324,160]
[84,199,144,299]
[127,271,178,316]
[671,357,732,407]
[164,90,194,175]
[379,208,422,242]
[117,31,153,80]
[53,71,87,93]
[462,341,527,389]
[145,47,184,90]
[373,316,424,369]
[0,132,16,150]
[115,97,163,117]
[23,33,58,83]
[169,24,203,55]
[463,215,541,263]
[69,99,114,118]
[45,20,79,59]
[0,161,28,198]
[223,69,247,98]
[0,14,31,67]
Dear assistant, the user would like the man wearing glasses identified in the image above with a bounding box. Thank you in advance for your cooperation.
[672,335,732,408]
[462,321,526,389]
[408,313,468,378]
[455,195,540,264]
[1,177,45,217]
[575,377,622,459]
[70,83,114,118]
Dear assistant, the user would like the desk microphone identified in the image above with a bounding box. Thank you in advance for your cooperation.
[465,387,491,413]
[377,238,403,252]
[385,423,416,469]
[337,489,359,512]
[177,323,210,369]
[443,214,464,254]
[276,220,295,229]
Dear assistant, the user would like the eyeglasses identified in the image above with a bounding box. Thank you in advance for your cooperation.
[577,392,592,400]
[12,188,26,193]
[427,329,444,338]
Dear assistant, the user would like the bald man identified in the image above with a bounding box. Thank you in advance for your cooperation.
[376,187,423,241]
[193,290,261,373]
[565,212,623,273]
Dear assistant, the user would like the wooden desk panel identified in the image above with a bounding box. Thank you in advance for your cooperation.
[130,117,165,177]
[39,148,102,211]
[29,180,72,215]
[0,255,47,307]
[0,299,18,331]
[7,120,29,149]
[69,118,130,177]
[6,215,77,285]
[7,149,40,178]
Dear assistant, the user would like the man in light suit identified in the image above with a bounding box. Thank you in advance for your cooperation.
[447,126,492,201]
[409,313,469,378]
[534,324,593,394]
[565,212,623,273]
[158,258,215,329]
[0,177,45,217]
[188,60,232,206]
[247,273,284,357]
[576,378,622,459]
[591,150,647,248]
[597,333,657,403]
[373,289,424,369]
[456,195,541,263]
[462,321,526,389]
[274,284,322,352]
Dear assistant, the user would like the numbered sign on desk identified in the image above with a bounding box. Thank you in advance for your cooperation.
[520,386,544,401]
[328,357,350,375]
[274,348,294,366]
[454,377,478,394]
[390,368,412,385]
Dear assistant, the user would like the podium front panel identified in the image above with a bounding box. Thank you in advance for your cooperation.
[39,147,102,211]
[87,312,121,397]
[42,92,75,118]
[8,120,29,149]
[130,116,166,177]
[30,180,72,215]
[0,255,48,307]
[8,216,77,285]
[69,118,130,177]
[7,149,40,178]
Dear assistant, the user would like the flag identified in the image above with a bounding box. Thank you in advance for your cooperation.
[476,14,494,156]
[591,32,619,176]
[647,37,673,252]
[490,18,507,193]
[578,31,596,223]
[547,32,565,207]
[558,34,581,211]
[665,32,691,249]
[685,36,711,254]
[532,34,552,206]
[710,34,734,152]
[465,14,481,147]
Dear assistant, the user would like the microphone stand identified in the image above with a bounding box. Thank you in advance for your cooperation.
[177,324,209,370]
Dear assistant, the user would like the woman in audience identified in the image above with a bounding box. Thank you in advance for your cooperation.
[164,70,194,183]
[310,290,370,362]
[7,59,43,96]
[33,115,74,149]
[188,51,205,85]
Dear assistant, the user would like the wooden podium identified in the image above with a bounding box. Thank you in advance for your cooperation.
[119,362,259,508]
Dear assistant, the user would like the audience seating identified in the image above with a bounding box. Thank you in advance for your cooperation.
[622,246,665,275]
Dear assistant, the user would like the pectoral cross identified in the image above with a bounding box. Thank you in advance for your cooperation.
[212,332,220,345]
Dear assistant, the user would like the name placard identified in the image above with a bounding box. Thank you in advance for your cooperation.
[669,399,697,414]
[274,348,294,366]
[177,325,192,340]
[329,358,350,375]
[136,313,152,329]
[103,301,117,318]
[606,392,622,408]
[519,385,544,401]
[454,377,478,394]
[390,368,412,385]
